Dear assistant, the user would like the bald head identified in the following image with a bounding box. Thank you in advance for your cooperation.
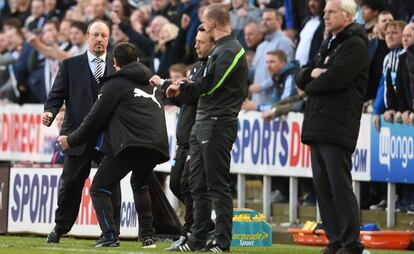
[402,24,414,49]
[86,20,110,56]
[204,4,230,27]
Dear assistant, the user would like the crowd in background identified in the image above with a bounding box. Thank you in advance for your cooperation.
[0,0,414,211]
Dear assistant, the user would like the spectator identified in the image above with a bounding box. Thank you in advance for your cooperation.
[0,31,19,102]
[150,0,180,24]
[243,22,264,52]
[229,0,261,34]
[260,49,299,116]
[384,23,414,123]
[64,0,88,21]
[112,24,130,44]
[147,15,170,42]
[365,10,393,101]
[90,0,112,24]
[295,0,325,66]
[26,0,47,32]
[44,0,63,21]
[111,0,132,22]
[152,23,180,78]
[67,21,88,56]
[9,0,31,24]
[58,19,72,47]
[360,0,384,39]
[252,49,298,112]
[26,20,62,102]
[249,9,294,108]
[372,20,405,131]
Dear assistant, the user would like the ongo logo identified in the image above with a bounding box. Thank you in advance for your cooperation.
[379,127,414,170]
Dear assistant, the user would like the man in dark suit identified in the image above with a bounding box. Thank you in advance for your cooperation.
[42,20,121,245]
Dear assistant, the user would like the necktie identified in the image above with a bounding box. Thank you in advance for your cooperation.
[93,57,104,83]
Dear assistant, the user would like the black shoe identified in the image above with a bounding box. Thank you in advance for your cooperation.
[46,229,62,243]
[199,241,230,253]
[165,233,190,251]
[320,244,341,254]
[170,242,200,252]
[142,236,156,249]
[94,237,120,247]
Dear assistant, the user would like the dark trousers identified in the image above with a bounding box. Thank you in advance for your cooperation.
[90,147,157,240]
[189,121,237,249]
[54,148,121,235]
[169,145,193,234]
[310,143,363,253]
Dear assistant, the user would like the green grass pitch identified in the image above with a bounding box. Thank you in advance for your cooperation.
[0,236,413,254]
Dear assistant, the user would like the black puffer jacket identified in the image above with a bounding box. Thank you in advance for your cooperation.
[68,62,169,163]
[295,23,369,152]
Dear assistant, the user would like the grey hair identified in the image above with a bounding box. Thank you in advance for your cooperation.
[327,0,357,20]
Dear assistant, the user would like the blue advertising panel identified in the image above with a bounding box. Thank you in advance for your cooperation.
[371,117,414,183]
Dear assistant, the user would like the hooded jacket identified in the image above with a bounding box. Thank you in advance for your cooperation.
[67,62,169,163]
[295,23,369,152]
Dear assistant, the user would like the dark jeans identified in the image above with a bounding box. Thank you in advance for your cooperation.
[90,147,158,239]
[310,143,363,254]
[189,121,237,249]
[54,148,121,235]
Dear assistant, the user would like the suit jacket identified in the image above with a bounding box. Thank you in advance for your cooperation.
[44,51,115,155]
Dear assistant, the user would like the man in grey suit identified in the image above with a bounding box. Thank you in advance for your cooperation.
[42,20,121,245]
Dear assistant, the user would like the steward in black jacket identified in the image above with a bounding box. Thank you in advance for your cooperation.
[67,61,169,161]
[296,23,369,153]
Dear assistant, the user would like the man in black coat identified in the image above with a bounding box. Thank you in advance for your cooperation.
[42,20,121,244]
[295,0,369,253]
[58,42,170,247]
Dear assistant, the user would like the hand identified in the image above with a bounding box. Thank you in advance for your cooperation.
[26,33,37,46]
[237,9,247,17]
[394,111,402,123]
[249,84,262,94]
[372,114,380,132]
[42,112,53,126]
[278,6,285,15]
[311,68,327,78]
[383,110,395,123]
[262,109,275,121]
[401,111,411,124]
[181,14,191,30]
[166,84,180,97]
[110,11,121,25]
[58,135,70,150]
[241,99,257,111]
[173,78,192,85]
[296,86,305,97]
[149,75,162,86]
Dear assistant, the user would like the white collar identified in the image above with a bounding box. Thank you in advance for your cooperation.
[87,51,107,63]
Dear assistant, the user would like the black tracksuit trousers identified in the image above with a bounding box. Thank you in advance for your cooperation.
[90,147,158,240]
[189,120,237,249]
[169,145,193,235]
[54,148,121,236]
[310,143,363,254]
